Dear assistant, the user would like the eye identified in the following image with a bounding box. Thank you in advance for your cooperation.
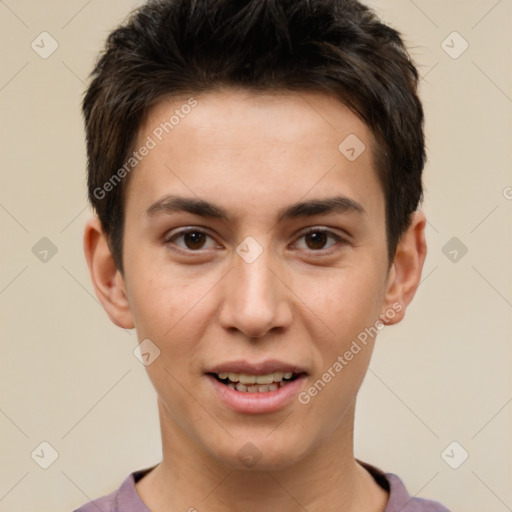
[294,228,346,252]
[165,228,218,251]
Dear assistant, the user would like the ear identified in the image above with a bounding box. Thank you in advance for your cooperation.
[380,211,427,325]
[83,216,135,329]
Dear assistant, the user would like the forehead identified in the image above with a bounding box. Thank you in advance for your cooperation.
[142,87,373,151]
[126,88,383,222]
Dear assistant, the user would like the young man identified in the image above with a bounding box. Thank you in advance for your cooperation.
[77,0,449,510]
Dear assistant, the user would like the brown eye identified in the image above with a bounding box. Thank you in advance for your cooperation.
[166,228,217,252]
[295,228,344,252]
[182,231,207,250]
[304,231,329,250]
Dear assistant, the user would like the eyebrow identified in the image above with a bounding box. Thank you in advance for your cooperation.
[145,194,365,222]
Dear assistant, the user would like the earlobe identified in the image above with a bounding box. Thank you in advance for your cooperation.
[381,211,427,326]
[83,217,135,329]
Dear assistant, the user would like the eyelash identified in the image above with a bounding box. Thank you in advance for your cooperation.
[164,227,348,255]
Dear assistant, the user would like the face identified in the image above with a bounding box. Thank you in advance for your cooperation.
[96,88,416,471]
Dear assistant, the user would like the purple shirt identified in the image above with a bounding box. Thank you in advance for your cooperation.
[73,460,450,511]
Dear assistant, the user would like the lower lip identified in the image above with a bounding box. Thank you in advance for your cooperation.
[206,374,307,414]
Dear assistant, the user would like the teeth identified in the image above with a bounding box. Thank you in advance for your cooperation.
[239,374,257,385]
[215,371,299,393]
[217,371,296,385]
[273,371,284,381]
[255,374,274,385]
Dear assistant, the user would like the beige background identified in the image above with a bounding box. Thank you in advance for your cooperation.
[1,1,511,511]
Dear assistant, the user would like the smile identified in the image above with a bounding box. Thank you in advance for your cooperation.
[211,371,300,393]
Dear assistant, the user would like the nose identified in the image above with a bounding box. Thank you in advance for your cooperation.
[218,245,293,339]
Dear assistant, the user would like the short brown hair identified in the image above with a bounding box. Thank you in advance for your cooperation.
[83,0,425,272]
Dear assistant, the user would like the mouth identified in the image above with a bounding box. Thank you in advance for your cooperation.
[208,371,303,393]
[205,360,308,413]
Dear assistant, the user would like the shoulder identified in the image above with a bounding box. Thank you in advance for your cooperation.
[385,472,451,511]
[73,486,117,512]
[72,467,154,512]
[358,460,451,512]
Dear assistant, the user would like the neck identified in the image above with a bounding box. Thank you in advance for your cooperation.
[135,399,388,512]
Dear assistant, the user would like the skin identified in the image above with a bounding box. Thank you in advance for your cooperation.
[84,88,426,512]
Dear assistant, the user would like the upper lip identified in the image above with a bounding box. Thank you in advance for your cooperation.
[207,359,308,375]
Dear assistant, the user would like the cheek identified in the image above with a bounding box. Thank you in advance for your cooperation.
[304,263,386,341]
[124,249,208,339]
[124,259,225,398]
[295,269,383,434]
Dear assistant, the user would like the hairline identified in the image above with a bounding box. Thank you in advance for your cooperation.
[111,85,395,274]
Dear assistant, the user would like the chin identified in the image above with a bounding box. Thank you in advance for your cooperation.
[209,431,314,472]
